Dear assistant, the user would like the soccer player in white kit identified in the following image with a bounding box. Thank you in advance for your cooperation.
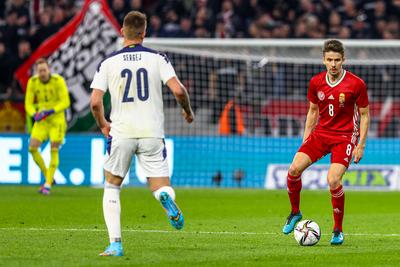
[90,11,194,256]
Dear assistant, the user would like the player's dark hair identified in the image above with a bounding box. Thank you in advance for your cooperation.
[123,11,147,40]
[323,39,344,57]
[35,57,49,66]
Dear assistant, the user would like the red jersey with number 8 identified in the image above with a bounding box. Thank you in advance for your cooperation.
[308,70,369,139]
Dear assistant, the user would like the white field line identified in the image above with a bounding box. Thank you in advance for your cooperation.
[0,227,399,237]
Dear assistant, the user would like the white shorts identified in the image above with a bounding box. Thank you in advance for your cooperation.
[104,137,169,178]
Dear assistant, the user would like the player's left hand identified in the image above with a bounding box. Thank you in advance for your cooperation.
[353,145,364,164]
[100,122,111,137]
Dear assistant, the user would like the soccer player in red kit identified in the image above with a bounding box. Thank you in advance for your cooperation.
[282,39,370,245]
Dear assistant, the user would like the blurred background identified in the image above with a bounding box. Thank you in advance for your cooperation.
[0,0,399,189]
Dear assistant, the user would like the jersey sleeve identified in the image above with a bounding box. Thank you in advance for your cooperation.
[158,53,176,84]
[53,76,71,113]
[24,78,37,117]
[90,60,108,91]
[307,77,318,104]
[356,79,369,108]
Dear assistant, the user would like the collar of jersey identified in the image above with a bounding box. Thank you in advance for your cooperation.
[326,69,346,88]
[125,43,142,49]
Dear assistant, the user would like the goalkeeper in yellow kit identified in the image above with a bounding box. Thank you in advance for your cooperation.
[25,58,70,195]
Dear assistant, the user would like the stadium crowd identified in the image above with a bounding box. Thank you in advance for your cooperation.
[1,0,400,102]
[0,0,400,135]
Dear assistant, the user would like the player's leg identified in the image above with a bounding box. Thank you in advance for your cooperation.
[283,132,329,234]
[137,138,183,230]
[100,170,124,256]
[29,122,49,194]
[46,121,66,189]
[327,163,347,245]
[100,137,135,256]
[328,140,354,245]
[282,152,312,234]
[29,138,46,175]
[148,176,184,230]
[44,142,60,188]
[41,121,65,193]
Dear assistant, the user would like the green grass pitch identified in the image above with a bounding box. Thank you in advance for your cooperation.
[0,186,399,266]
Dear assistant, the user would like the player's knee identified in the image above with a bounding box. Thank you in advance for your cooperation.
[327,177,341,189]
[28,147,38,153]
[288,164,303,177]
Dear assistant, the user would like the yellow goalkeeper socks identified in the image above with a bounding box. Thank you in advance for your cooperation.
[29,147,47,177]
[46,148,59,187]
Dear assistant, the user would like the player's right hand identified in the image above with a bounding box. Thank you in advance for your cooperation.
[182,109,194,123]
[33,110,55,121]
[33,112,46,121]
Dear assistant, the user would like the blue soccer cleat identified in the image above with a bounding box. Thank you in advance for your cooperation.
[159,192,184,230]
[99,241,123,256]
[282,211,302,234]
[38,185,51,195]
[330,229,344,245]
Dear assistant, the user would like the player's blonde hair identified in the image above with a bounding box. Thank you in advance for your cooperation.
[123,11,147,40]
[323,39,344,57]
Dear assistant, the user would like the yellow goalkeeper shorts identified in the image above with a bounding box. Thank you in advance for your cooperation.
[31,117,66,143]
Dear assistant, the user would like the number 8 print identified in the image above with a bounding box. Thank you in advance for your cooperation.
[328,104,334,116]
[346,144,352,156]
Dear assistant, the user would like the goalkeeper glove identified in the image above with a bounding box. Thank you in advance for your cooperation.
[33,109,55,121]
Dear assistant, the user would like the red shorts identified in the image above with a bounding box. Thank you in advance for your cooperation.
[298,130,357,168]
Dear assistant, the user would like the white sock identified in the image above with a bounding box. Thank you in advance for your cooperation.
[103,182,121,243]
[152,186,176,201]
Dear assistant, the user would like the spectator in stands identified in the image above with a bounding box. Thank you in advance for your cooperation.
[52,5,70,29]
[216,0,243,38]
[351,14,370,39]
[111,0,127,26]
[13,38,31,70]
[338,26,352,39]
[327,11,342,38]
[147,14,163,37]
[1,10,20,55]
[30,12,56,50]
[192,1,214,34]
[161,9,181,37]
[128,0,145,13]
[9,0,30,29]
[0,40,13,100]
[176,17,194,38]
[339,0,359,29]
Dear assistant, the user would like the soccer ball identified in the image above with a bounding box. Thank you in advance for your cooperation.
[294,220,321,246]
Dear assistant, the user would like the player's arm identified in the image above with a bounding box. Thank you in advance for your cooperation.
[353,106,369,164]
[90,89,110,137]
[24,79,37,117]
[166,77,194,123]
[303,102,319,142]
[52,77,71,113]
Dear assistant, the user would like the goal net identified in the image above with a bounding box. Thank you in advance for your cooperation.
[142,38,400,189]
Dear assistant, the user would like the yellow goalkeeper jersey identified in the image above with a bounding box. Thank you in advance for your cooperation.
[25,73,70,122]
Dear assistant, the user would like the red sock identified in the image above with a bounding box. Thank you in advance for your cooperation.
[287,173,302,214]
[330,185,345,232]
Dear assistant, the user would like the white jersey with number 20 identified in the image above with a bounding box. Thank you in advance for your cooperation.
[90,44,176,138]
